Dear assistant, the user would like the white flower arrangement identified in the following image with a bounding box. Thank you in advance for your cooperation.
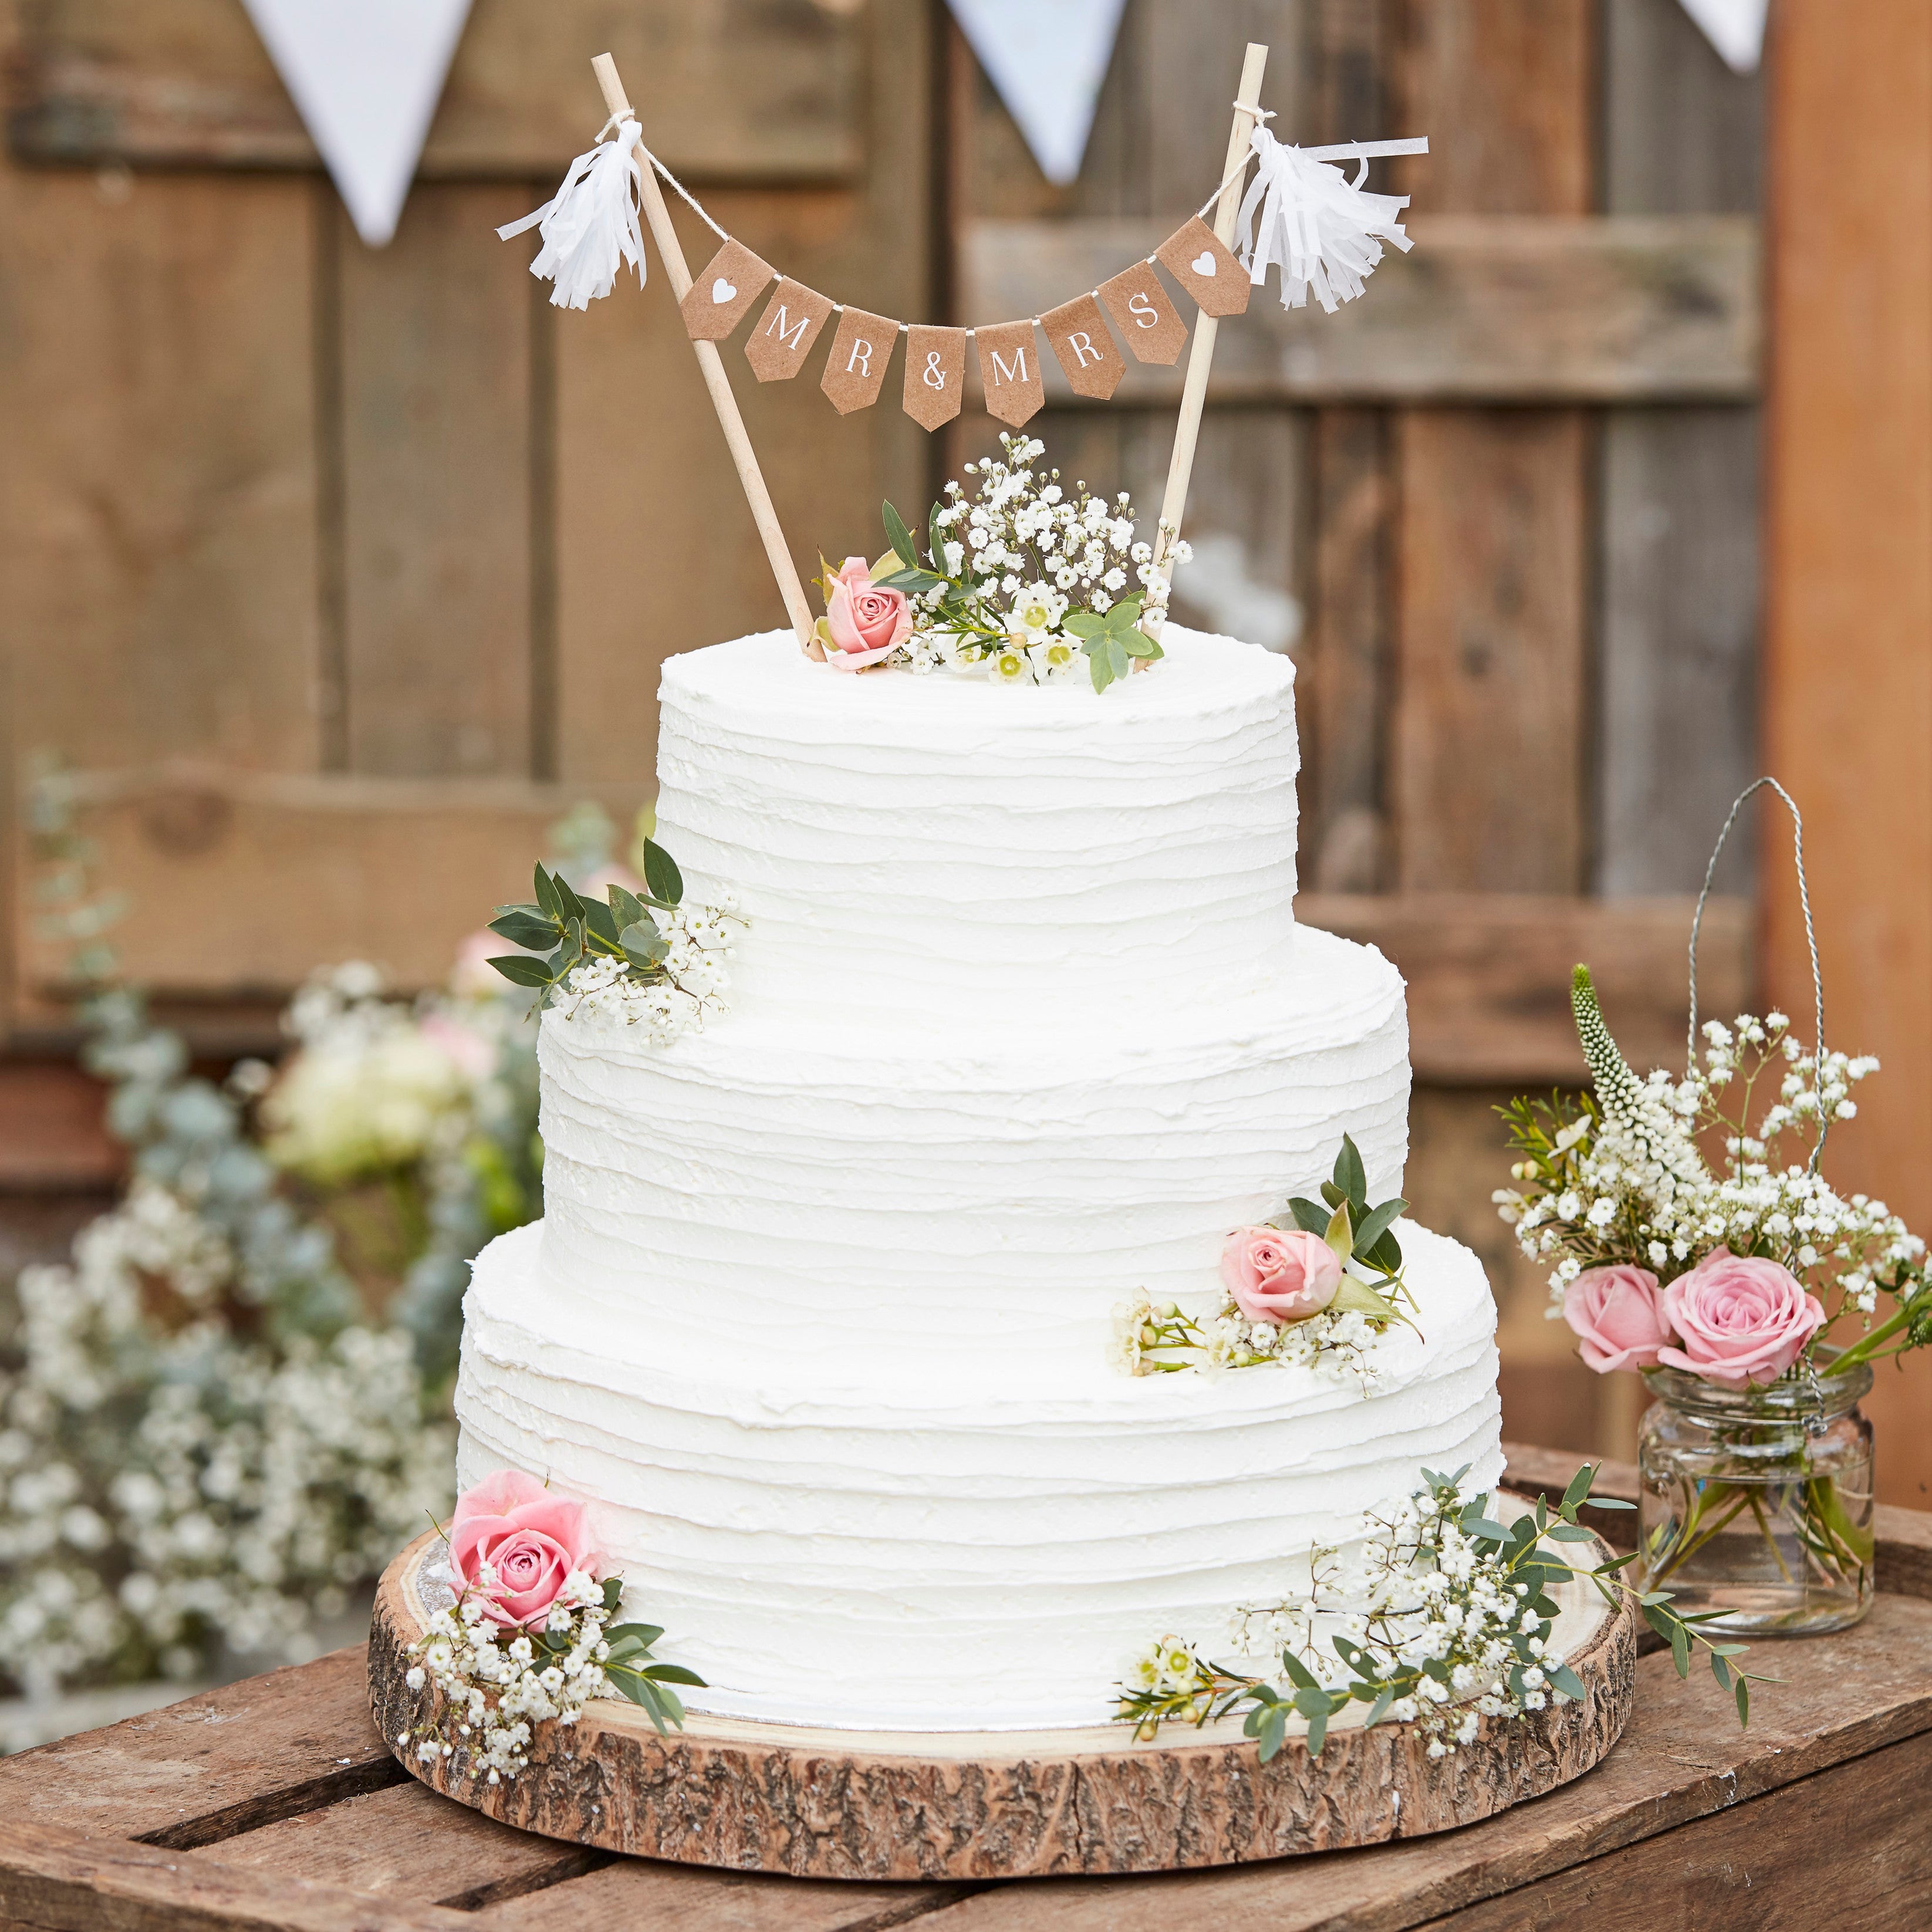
[546,895,741,1044]
[1111,1292,1386,1390]
[1117,1464,1764,1759]
[813,435,1193,692]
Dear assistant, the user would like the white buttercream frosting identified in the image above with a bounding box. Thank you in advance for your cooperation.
[653,627,1299,1024]
[453,623,1503,1731]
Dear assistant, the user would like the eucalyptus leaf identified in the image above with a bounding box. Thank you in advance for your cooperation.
[607,886,647,932]
[1334,1133,1367,1207]
[1063,610,1106,639]
[1322,1200,1355,1266]
[1285,1197,1332,1236]
[1350,1198,1407,1256]
[488,954,555,989]
[488,910,557,951]
[641,837,683,907]
[881,498,918,569]
[533,864,562,918]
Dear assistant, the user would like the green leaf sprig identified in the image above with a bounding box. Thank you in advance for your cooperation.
[1279,1133,1416,1333]
[586,1576,707,1735]
[1116,1462,1771,1760]
[1063,590,1162,691]
[485,841,687,1012]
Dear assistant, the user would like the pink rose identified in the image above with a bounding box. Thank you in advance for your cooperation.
[1657,1247,1828,1390]
[1221,1227,1343,1325]
[824,556,911,668]
[447,1468,602,1630]
[1563,1264,1673,1373]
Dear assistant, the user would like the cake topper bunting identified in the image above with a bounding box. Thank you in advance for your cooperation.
[499,48,1426,656]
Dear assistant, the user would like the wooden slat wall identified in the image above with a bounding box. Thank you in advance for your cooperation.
[1767,0,1932,1504]
[951,0,1764,1464]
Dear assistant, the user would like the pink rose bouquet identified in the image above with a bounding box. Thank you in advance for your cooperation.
[1221,1226,1343,1325]
[1562,1264,1673,1373]
[820,556,912,670]
[1657,1248,1828,1390]
[447,1467,602,1629]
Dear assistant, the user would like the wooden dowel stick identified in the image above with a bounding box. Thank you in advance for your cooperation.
[591,53,816,648]
[1144,42,1268,637]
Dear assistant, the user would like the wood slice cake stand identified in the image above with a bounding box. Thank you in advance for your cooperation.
[369,1502,1636,1881]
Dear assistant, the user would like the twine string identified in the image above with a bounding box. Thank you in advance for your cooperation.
[1687,776,1829,1177]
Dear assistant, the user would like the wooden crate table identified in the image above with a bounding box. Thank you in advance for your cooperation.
[2,1445,1931,1930]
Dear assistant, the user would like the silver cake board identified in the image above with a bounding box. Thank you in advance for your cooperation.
[367,1507,1634,1880]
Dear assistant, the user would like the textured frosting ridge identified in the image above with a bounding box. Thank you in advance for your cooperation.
[653,626,1299,1025]
[459,1219,1501,1729]
[453,623,1504,1731]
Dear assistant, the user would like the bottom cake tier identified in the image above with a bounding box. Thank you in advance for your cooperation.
[455,1219,1501,1730]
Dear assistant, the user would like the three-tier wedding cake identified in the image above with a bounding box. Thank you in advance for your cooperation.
[454,623,1501,1730]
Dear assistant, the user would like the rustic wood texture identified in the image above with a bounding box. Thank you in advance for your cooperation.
[367,1523,1634,1881]
[0,1061,121,1188]
[5,1465,1932,1927]
[961,215,1759,404]
[6,0,866,181]
[338,184,536,779]
[1767,0,1932,1509]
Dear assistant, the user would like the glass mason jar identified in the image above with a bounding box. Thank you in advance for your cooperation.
[1636,1350,1875,1635]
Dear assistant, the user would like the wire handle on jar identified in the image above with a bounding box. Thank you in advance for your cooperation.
[1688,776,1828,1178]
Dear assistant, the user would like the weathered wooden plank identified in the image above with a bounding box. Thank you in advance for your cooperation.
[0,1060,121,1188]
[552,0,934,788]
[5,0,863,181]
[10,771,641,1012]
[337,184,533,779]
[961,215,1758,404]
[1595,0,1761,899]
[0,1817,474,1931]
[473,1862,962,1931]
[1389,408,1590,891]
[907,1591,1932,1931]
[0,1647,400,1850]
[0,167,320,779]
[1421,1728,1932,1928]
[1300,893,1749,1082]
[1766,1,1932,1512]
[194,1781,600,1911]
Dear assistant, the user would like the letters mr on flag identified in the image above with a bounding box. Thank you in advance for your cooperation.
[744,279,835,382]
[974,320,1044,427]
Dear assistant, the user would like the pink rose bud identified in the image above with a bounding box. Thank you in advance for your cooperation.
[447,1468,603,1630]
[1657,1247,1827,1390]
[825,553,913,667]
[1562,1264,1673,1373]
[1220,1226,1343,1325]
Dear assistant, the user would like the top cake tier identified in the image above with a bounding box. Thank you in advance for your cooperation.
[654,626,1299,1024]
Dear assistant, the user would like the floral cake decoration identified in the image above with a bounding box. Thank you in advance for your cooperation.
[809,434,1191,690]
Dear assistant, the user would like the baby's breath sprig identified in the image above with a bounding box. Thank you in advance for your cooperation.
[1117,1464,1769,1761]
[864,433,1187,690]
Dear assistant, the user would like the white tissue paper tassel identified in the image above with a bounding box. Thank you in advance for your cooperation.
[498,119,646,310]
[1235,127,1417,314]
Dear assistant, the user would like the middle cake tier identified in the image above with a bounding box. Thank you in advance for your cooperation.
[536,923,1410,1389]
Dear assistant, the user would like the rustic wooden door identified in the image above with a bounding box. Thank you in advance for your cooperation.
[0,0,934,1041]
[949,0,1762,1460]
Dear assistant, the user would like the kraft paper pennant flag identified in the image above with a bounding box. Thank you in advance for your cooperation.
[903,325,968,431]
[241,0,471,246]
[820,307,899,414]
[1096,263,1188,364]
[975,320,1045,427]
[1040,292,1126,399]
[1156,217,1251,318]
[744,278,835,382]
[680,239,774,341]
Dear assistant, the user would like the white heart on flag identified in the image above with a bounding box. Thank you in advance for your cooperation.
[712,278,737,304]
[1191,251,1217,276]
[241,0,472,246]
[945,0,1128,187]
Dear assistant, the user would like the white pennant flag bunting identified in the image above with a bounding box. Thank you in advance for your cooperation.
[1234,129,1429,315]
[241,0,473,246]
[944,0,1128,187]
[1674,0,1767,73]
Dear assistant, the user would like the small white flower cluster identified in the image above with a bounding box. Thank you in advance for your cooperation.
[546,894,742,1043]
[1495,1009,1920,1325]
[403,1557,609,1785]
[903,434,1189,684]
[1110,1291,1385,1389]
[1123,1475,1570,1760]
